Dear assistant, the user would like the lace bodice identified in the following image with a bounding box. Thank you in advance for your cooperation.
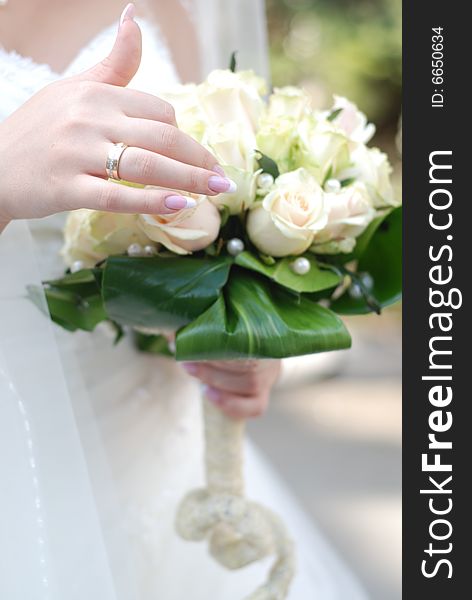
[0,17,180,122]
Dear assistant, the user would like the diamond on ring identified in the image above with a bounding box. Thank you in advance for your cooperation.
[106,142,128,180]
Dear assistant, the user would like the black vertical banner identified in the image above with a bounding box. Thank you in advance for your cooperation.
[403,2,469,598]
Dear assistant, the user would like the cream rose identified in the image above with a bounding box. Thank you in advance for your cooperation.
[339,145,398,208]
[311,182,376,254]
[204,122,259,214]
[197,69,266,134]
[209,164,259,215]
[160,84,207,143]
[267,86,311,121]
[296,117,351,184]
[327,96,375,143]
[256,116,299,174]
[138,198,221,255]
[160,83,199,115]
[61,210,150,267]
[256,89,311,174]
[205,121,256,171]
[247,168,328,257]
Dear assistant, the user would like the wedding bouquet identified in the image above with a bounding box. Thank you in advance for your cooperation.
[36,66,401,599]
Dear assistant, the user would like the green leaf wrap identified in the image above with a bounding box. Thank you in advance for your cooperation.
[332,207,402,314]
[175,270,351,360]
[235,252,341,293]
[102,255,232,329]
[34,268,106,332]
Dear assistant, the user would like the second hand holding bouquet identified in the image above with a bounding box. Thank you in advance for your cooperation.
[38,66,402,599]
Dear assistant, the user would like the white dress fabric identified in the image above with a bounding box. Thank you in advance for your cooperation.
[0,19,367,600]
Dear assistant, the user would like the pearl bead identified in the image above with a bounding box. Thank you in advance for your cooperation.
[257,172,274,189]
[127,243,143,257]
[359,272,374,290]
[349,282,363,299]
[324,178,341,193]
[291,257,311,275]
[144,244,157,256]
[227,238,245,256]
[70,260,84,273]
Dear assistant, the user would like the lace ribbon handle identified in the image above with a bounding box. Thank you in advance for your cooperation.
[175,394,296,599]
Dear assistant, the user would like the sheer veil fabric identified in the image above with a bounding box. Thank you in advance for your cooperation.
[191,0,270,78]
[1,4,367,599]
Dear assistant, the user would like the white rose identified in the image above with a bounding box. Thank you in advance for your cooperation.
[160,84,207,143]
[327,96,375,143]
[160,83,200,118]
[209,164,260,215]
[197,69,266,133]
[138,198,221,255]
[268,86,311,120]
[205,121,256,171]
[339,145,398,208]
[296,117,351,184]
[61,210,150,267]
[256,115,298,174]
[247,168,328,257]
[203,121,259,214]
[311,183,376,254]
[256,88,311,173]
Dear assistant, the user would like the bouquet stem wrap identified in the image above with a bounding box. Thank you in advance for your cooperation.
[204,398,245,496]
[175,396,296,600]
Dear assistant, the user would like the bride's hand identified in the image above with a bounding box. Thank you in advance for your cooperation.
[0,4,233,229]
[182,360,282,419]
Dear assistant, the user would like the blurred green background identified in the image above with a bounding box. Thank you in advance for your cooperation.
[248,2,402,599]
[266,0,401,154]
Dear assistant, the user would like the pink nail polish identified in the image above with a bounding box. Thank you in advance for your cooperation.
[182,363,198,376]
[208,176,238,194]
[165,195,197,210]
[120,3,136,27]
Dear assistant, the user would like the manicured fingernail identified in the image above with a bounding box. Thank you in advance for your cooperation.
[120,3,136,27]
[208,176,237,194]
[182,363,198,376]
[204,386,222,404]
[212,165,226,177]
[165,195,197,210]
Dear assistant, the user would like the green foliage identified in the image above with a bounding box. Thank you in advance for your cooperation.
[30,269,106,332]
[175,270,351,360]
[134,331,174,357]
[229,50,238,72]
[255,150,280,179]
[267,0,401,130]
[331,207,402,314]
[235,251,340,293]
[102,255,232,330]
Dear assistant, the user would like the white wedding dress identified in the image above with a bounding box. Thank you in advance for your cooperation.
[0,18,367,600]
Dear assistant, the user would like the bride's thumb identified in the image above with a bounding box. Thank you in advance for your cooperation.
[77,4,142,86]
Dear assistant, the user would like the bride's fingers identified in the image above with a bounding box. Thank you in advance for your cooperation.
[113,146,236,196]
[116,88,178,126]
[182,363,264,396]
[77,175,196,214]
[204,388,270,420]
[120,118,219,171]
